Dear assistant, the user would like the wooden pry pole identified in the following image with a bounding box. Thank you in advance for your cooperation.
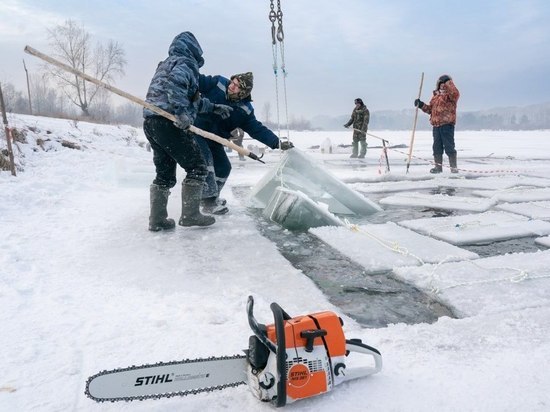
[406,72,424,173]
[0,83,17,176]
[23,45,265,163]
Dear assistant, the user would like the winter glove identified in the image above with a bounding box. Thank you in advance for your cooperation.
[174,113,192,130]
[212,104,233,120]
[279,141,294,150]
[414,99,425,109]
[344,124,350,128]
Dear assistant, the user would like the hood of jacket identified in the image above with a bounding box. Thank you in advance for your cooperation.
[168,32,204,68]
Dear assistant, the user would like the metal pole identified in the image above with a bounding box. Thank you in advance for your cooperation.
[23,59,33,115]
[23,45,265,163]
[0,83,17,176]
[406,72,424,173]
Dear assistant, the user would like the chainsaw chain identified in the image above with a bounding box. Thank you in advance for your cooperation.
[84,354,247,403]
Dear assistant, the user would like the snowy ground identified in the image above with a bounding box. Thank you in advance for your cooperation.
[1,113,550,411]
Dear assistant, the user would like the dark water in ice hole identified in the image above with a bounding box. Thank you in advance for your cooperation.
[233,185,545,328]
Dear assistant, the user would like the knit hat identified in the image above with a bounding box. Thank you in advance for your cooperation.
[229,72,253,101]
[436,74,452,89]
[354,98,364,105]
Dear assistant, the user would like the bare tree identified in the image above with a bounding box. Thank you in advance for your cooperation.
[46,20,126,117]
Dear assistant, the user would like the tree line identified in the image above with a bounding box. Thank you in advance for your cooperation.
[2,19,143,126]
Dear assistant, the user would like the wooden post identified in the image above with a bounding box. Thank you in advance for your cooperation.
[23,45,265,163]
[406,72,424,173]
[0,83,17,176]
[23,59,33,115]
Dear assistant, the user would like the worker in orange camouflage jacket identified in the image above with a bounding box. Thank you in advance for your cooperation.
[415,75,460,173]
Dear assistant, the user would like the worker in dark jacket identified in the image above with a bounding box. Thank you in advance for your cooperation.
[344,98,370,158]
[193,72,293,214]
[142,32,232,230]
[415,74,460,173]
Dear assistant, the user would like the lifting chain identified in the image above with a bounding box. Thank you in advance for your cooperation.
[269,0,284,45]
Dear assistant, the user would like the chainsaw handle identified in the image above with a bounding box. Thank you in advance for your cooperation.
[270,302,289,408]
[246,296,276,354]
[343,339,383,380]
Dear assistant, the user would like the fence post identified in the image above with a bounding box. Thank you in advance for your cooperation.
[0,83,17,176]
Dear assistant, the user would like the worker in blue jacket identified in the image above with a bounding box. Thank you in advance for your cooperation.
[193,72,293,214]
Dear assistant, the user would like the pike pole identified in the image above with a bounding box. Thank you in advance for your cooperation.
[406,72,424,173]
[23,45,265,163]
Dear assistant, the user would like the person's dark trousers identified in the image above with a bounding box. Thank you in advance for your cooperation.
[432,124,456,173]
[143,116,208,187]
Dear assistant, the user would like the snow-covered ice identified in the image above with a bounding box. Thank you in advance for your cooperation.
[2,114,550,411]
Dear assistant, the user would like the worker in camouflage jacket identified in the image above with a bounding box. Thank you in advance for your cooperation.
[142,31,232,231]
[192,72,293,215]
[344,98,370,158]
[415,74,460,173]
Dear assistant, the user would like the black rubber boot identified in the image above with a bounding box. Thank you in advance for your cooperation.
[148,184,175,232]
[430,155,443,174]
[179,181,216,227]
[449,153,458,173]
[350,141,359,158]
[201,197,229,215]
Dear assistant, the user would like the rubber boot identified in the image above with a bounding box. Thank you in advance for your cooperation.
[350,141,358,158]
[449,153,458,173]
[358,140,367,158]
[430,154,443,174]
[148,184,175,232]
[201,196,229,215]
[179,181,216,227]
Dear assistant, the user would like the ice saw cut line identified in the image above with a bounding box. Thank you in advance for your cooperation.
[85,296,382,407]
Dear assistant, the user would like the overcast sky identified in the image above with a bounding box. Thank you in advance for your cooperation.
[1,0,549,122]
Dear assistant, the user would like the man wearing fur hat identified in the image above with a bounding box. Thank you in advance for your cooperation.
[415,74,460,173]
[344,98,370,158]
[193,72,293,214]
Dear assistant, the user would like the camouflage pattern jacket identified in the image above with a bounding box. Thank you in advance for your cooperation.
[421,80,460,127]
[143,32,213,120]
[344,105,370,138]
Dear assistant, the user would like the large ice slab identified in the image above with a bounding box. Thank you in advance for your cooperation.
[473,187,550,202]
[379,192,496,212]
[310,222,478,272]
[249,148,381,216]
[350,175,550,195]
[535,236,550,248]
[394,249,550,317]
[398,211,550,245]
[496,201,550,220]
[263,187,343,231]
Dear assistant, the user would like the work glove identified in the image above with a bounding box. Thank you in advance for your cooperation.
[414,99,425,109]
[279,141,294,150]
[212,104,233,120]
[174,113,192,130]
[344,124,350,128]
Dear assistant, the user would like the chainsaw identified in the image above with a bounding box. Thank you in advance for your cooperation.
[85,296,382,407]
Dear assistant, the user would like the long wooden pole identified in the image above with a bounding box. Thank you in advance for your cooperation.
[23,45,265,163]
[0,83,17,176]
[406,72,424,173]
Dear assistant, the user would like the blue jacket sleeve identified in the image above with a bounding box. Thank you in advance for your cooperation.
[166,62,195,116]
[199,74,220,94]
[241,110,280,149]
